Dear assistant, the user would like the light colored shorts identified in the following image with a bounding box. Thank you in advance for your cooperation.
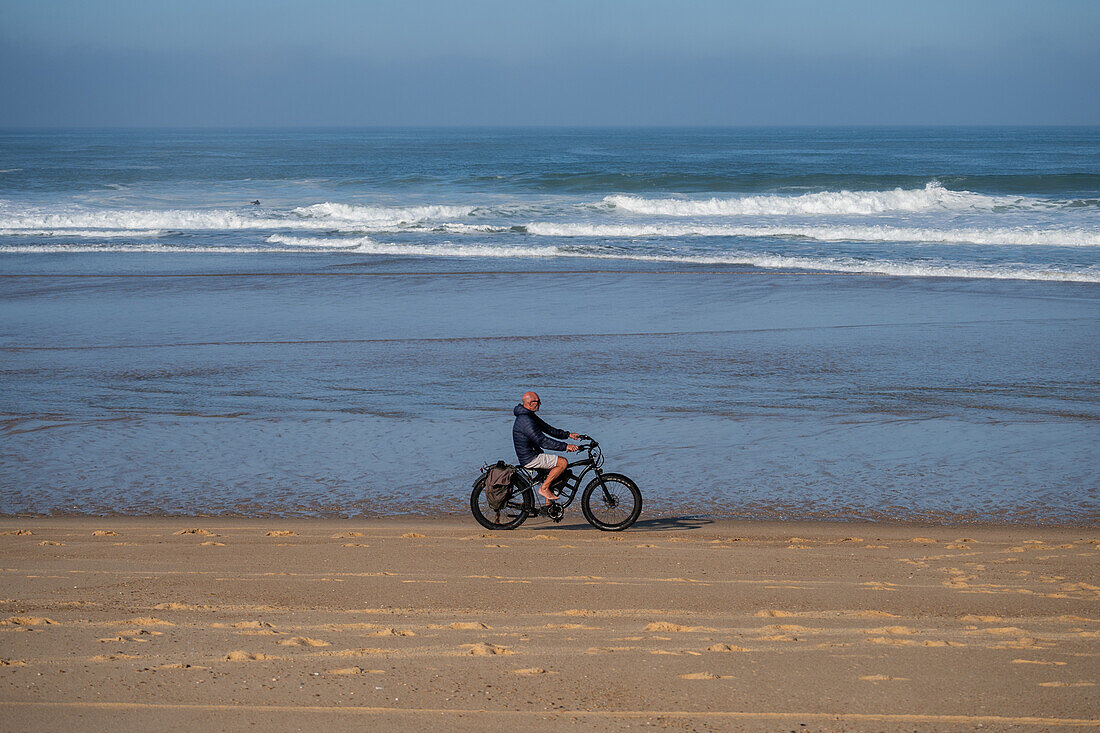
[524,453,561,471]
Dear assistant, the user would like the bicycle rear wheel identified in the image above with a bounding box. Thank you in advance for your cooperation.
[470,478,530,530]
[581,473,642,531]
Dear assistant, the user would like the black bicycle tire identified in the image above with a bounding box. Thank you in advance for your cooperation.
[581,473,642,531]
[470,477,530,531]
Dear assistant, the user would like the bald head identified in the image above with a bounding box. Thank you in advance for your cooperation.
[521,391,541,411]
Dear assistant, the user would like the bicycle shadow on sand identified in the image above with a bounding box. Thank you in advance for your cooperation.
[528,515,713,532]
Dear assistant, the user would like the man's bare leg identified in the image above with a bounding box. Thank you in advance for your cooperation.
[539,456,568,504]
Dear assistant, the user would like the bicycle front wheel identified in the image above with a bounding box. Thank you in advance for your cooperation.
[470,478,530,531]
[581,473,642,531]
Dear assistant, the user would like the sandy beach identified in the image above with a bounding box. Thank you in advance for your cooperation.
[1,517,1097,731]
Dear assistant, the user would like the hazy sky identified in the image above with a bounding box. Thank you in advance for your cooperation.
[2,0,1098,126]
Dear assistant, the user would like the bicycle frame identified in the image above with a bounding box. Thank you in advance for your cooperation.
[516,442,605,511]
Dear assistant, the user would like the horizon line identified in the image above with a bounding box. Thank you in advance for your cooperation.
[2,123,1099,132]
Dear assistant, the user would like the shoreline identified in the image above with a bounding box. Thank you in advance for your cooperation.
[3,517,1097,730]
[2,511,1096,529]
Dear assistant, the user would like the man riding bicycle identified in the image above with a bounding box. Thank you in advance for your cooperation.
[512,391,580,505]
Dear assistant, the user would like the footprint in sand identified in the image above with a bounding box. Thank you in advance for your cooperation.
[231,620,274,630]
[990,638,1046,650]
[864,626,918,635]
[331,532,365,539]
[91,530,119,536]
[911,537,937,543]
[1,529,33,536]
[867,637,963,648]
[324,648,388,657]
[279,637,331,647]
[754,610,796,618]
[707,643,749,652]
[266,530,296,537]
[972,626,1030,636]
[365,627,415,637]
[401,532,426,539]
[845,611,900,619]
[859,674,909,682]
[342,543,370,547]
[156,663,208,670]
[118,617,174,627]
[225,651,280,661]
[200,541,227,546]
[1,659,27,666]
[38,541,63,546]
[761,624,814,638]
[514,668,554,675]
[91,653,141,662]
[2,616,58,627]
[175,528,216,536]
[446,622,491,630]
[645,622,716,633]
[544,623,594,630]
[530,534,558,540]
[1013,659,1067,666]
[679,672,732,680]
[328,666,383,675]
[463,642,511,656]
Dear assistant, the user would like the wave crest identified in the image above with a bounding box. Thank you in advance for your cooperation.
[292,202,474,222]
[0,202,473,233]
[524,222,1100,247]
[605,183,1011,217]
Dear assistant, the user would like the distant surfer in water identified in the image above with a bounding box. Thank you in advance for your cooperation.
[249,200,260,206]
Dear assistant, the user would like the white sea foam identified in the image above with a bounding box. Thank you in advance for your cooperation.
[0,201,473,233]
[0,228,164,238]
[265,234,377,248]
[605,183,1015,217]
[524,222,1100,247]
[0,207,293,231]
[292,202,474,222]
[4,238,1096,282]
[0,244,276,253]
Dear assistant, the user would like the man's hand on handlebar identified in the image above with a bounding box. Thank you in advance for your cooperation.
[569,433,580,439]
[566,445,579,452]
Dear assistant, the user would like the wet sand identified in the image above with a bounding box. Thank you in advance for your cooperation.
[1,517,1098,731]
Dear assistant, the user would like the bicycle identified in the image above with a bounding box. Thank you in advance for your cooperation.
[470,435,642,531]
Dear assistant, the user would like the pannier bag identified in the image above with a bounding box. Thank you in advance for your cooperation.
[484,460,516,511]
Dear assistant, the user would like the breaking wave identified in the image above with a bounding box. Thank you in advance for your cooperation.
[524,222,1100,247]
[0,201,473,233]
[0,228,164,238]
[605,183,1017,217]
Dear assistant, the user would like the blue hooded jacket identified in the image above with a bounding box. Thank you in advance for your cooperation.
[512,404,569,466]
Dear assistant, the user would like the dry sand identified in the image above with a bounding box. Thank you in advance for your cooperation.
[1,517,1097,731]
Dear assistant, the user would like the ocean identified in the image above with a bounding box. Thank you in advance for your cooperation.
[1,127,1097,523]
